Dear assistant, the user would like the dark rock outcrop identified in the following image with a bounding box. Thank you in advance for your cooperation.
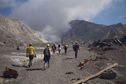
[62,20,126,43]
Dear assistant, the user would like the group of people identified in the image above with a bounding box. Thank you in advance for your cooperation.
[51,43,69,55]
[26,43,51,69]
[26,42,80,70]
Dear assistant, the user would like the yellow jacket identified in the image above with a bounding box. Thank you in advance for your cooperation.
[26,46,36,56]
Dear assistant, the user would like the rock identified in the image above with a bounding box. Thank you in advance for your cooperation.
[65,71,74,75]
[99,70,117,80]
[3,67,18,79]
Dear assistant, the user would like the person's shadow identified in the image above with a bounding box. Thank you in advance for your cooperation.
[64,57,74,60]
[26,68,45,71]
[12,64,28,68]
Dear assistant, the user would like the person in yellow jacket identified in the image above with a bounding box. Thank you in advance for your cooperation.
[26,43,36,67]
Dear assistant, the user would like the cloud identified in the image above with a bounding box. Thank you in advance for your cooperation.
[11,0,113,42]
[0,0,28,9]
[0,0,16,8]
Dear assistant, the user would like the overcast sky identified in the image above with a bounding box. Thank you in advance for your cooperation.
[0,0,126,42]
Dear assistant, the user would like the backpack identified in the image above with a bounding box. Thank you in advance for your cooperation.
[44,48,50,56]
[73,45,76,51]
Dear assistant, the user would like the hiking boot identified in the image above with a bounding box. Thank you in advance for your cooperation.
[28,65,31,68]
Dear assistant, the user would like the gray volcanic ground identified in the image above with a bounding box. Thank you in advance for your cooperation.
[0,44,126,84]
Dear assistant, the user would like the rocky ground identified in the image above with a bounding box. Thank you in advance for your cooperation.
[0,45,125,84]
[95,45,126,84]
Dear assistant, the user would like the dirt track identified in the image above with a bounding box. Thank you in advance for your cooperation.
[0,46,123,84]
[8,47,93,84]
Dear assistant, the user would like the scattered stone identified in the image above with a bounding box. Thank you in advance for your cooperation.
[65,71,74,75]
[71,78,81,83]
[16,46,20,50]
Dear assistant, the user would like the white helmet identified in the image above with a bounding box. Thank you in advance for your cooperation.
[47,44,50,47]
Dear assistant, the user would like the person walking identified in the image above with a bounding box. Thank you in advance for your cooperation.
[51,44,56,54]
[73,43,80,58]
[26,43,36,67]
[58,44,61,54]
[43,44,51,70]
[63,44,68,54]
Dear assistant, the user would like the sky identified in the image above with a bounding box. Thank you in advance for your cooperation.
[93,0,126,25]
[0,0,28,15]
[0,0,126,42]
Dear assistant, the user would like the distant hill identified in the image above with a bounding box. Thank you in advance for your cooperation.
[104,23,126,39]
[61,20,126,43]
[0,16,43,47]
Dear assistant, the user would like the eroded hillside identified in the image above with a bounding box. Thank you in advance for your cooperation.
[0,16,43,47]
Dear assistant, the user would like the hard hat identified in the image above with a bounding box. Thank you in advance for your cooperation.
[47,44,50,47]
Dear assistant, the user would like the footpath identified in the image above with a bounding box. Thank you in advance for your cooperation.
[0,47,117,84]
[9,47,93,84]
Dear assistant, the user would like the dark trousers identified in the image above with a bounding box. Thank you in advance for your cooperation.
[75,50,78,58]
[64,49,67,54]
[43,55,50,68]
[28,56,34,67]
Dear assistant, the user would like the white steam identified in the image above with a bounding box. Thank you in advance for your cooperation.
[11,0,113,42]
